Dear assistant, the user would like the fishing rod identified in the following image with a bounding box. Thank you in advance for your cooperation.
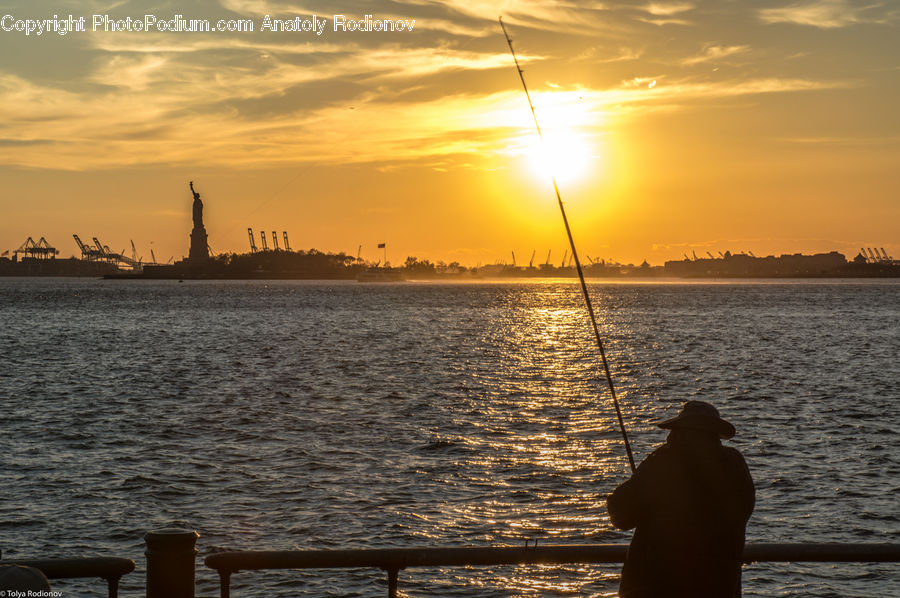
[499,17,636,473]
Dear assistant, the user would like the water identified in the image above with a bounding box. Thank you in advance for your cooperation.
[0,278,897,597]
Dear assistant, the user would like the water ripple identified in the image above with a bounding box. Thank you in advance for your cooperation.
[0,279,897,596]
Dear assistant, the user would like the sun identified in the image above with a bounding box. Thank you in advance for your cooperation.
[525,128,596,186]
[492,88,603,188]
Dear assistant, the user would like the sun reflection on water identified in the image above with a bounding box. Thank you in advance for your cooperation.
[411,284,631,593]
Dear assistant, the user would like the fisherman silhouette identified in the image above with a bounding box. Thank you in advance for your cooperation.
[607,401,754,598]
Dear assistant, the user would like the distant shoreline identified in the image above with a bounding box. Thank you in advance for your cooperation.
[2,249,898,280]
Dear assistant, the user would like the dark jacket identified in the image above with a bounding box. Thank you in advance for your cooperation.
[607,430,755,598]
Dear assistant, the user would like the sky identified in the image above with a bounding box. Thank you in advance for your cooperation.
[1,0,897,266]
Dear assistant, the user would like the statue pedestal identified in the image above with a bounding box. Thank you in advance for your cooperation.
[189,227,208,263]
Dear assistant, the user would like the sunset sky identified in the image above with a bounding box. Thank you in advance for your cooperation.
[1,0,897,266]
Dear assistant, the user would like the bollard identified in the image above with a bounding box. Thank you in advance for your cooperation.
[145,528,200,598]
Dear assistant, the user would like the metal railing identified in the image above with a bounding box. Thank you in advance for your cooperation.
[5,557,135,598]
[205,542,900,598]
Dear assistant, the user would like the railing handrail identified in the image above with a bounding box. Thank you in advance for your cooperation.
[205,542,900,570]
[204,542,900,598]
[5,557,135,598]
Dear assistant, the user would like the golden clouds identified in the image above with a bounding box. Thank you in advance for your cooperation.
[758,0,895,29]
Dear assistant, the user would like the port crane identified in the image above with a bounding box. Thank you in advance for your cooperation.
[74,234,103,260]
[92,237,110,260]
[283,232,292,252]
[260,230,269,251]
[13,237,58,259]
[528,250,536,268]
[248,228,258,253]
[98,236,140,268]
[272,231,280,251]
[72,234,140,269]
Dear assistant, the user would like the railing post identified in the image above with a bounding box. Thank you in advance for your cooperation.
[145,528,200,598]
[386,568,399,598]
[105,574,120,598]
[217,568,232,598]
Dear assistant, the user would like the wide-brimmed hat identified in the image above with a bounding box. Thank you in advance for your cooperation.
[657,400,736,439]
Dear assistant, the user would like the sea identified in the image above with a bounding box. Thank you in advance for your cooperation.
[0,278,897,597]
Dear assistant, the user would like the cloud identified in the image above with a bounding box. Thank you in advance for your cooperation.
[681,44,750,66]
[218,0,315,16]
[0,66,853,171]
[639,17,692,26]
[758,0,894,28]
[418,0,623,35]
[0,1,869,173]
[639,76,851,100]
[576,45,643,62]
[88,34,347,55]
[643,2,695,16]
[637,1,695,25]
[0,35,528,170]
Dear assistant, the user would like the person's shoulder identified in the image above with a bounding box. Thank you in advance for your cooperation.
[720,444,753,475]
[643,443,670,461]
[637,443,677,471]
[720,444,748,462]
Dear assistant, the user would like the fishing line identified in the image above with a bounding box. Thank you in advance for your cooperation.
[499,17,636,473]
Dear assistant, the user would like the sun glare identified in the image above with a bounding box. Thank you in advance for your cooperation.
[493,89,602,187]
[526,129,595,186]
